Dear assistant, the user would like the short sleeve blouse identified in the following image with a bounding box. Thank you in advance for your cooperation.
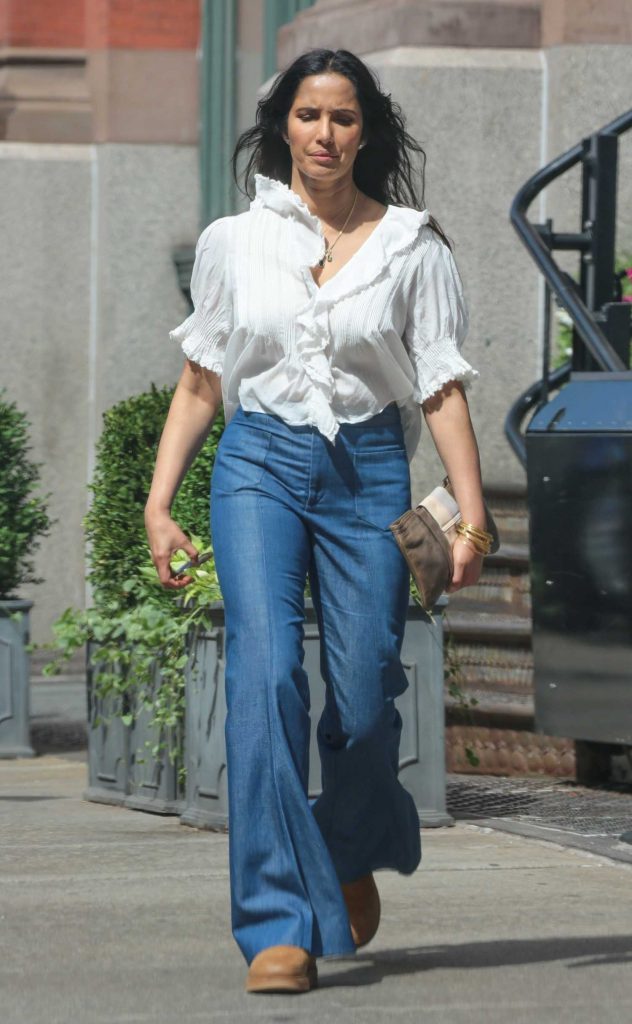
[169,173,478,459]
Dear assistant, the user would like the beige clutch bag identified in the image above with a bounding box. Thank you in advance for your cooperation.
[389,476,499,611]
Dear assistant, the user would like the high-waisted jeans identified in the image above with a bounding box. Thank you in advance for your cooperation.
[210,403,422,965]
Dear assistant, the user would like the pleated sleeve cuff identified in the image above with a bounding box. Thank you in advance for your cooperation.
[169,217,232,375]
[404,234,479,404]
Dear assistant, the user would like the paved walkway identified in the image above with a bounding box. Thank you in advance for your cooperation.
[2,752,631,1024]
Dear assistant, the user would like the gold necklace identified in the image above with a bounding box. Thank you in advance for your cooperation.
[317,189,359,268]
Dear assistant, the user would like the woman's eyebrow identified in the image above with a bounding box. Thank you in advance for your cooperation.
[294,106,358,115]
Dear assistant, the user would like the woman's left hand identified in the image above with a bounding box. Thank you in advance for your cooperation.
[445,536,484,594]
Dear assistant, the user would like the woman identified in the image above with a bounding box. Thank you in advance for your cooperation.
[145,48,487,994]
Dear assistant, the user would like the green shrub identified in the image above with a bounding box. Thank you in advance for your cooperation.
[0,390,53,599]
[85,383,224,607]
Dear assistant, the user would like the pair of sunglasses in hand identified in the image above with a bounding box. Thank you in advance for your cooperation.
[171,550,213,578]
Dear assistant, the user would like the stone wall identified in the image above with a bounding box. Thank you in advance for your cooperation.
[1,142,198,641]
[0,144,92,632]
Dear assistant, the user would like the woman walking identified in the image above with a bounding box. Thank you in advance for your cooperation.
[145,48,486,994]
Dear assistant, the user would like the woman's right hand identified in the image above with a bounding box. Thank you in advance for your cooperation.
[145,508,200,589]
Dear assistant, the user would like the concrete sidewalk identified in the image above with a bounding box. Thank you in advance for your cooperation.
[1,753,631,1024]
[29,673,87,754]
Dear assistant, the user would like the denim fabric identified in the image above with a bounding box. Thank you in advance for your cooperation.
[210,403,422,965]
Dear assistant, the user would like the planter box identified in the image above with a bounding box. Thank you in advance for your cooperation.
[85,597,453,828]
[124,689,184,815]
[0,599,35,759]
[83,643,130,806]
[83,644,183,814]
[181,597,453,830]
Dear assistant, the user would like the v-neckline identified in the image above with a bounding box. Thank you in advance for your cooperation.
[308,205,392,292]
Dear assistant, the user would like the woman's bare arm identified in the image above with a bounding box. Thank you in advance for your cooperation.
[421,380,486,593]
[145,360,222,588]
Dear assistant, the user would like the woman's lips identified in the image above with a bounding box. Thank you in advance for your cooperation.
[311,153,338,162]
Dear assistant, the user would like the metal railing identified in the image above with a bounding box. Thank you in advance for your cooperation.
[505,109,632,466]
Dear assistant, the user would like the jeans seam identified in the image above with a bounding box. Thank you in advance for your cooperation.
[257,494,313,953]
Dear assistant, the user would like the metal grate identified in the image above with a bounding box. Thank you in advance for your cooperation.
[446,774,632,837]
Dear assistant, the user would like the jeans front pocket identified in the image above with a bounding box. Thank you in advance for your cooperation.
[353,448,411,531]
[211,425,273,495]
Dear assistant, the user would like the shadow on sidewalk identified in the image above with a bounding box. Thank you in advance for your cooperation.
[320,934,632,987]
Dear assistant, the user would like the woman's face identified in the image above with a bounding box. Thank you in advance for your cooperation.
[285,72,364,185]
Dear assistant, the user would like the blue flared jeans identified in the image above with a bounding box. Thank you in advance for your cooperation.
[210,403,422,965]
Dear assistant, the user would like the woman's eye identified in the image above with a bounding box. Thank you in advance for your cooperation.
[296,114,354,125]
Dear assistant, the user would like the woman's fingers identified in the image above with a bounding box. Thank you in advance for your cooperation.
[155,550,195,589]
[180,537,199,561]
[448,538,483,592]
[155,551,177,586]
[146,513,200,589]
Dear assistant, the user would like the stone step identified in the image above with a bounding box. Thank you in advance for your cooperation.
[442,609,532,646]
[444,640,534,696]
[445,576,532,615]
[486,542,530,570]
[483,489,528,544]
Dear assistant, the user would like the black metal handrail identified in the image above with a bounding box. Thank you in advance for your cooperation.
[505,108,632,465]
[504,362,571,467]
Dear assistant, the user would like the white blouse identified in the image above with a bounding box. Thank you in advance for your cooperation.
[170,173,478,459]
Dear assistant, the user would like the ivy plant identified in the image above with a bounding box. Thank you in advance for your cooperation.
[43,384,225,784]
[45,540,220,785]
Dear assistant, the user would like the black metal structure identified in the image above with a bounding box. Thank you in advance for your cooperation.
[505,110,632,757]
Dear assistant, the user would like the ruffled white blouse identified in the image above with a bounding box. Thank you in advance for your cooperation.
[170,173,478,458]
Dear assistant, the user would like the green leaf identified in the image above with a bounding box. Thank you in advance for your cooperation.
[465,748,481,768]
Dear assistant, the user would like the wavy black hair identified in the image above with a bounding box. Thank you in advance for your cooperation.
[232,48,451,249]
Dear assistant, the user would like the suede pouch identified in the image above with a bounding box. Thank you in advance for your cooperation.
[390,476,499,611]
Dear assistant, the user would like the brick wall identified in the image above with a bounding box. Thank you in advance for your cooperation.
[2,0,200,51]
[2,0,85,48]
[87,0,200,50]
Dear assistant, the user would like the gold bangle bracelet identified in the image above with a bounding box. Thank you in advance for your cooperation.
[456,534,488,556]
[457,521,493,544]
[455,524,491,556]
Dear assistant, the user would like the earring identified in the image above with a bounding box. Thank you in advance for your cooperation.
[358,141,367,150]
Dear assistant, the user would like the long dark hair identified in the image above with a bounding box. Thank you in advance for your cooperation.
[232,48,452,249]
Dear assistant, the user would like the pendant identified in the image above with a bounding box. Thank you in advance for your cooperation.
[318,248,333,268]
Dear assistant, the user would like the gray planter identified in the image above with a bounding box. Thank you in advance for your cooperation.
[180,610,229,829]
[84,646,183,814]
[0,599,35,759]
[181,597,453,830]
[124,682,184,815]
[83,643,130,805]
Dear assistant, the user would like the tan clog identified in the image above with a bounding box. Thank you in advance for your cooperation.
[246,944,318,994]
[341,872,381,948]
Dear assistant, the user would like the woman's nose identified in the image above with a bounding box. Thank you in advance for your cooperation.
[316,118,333,144]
